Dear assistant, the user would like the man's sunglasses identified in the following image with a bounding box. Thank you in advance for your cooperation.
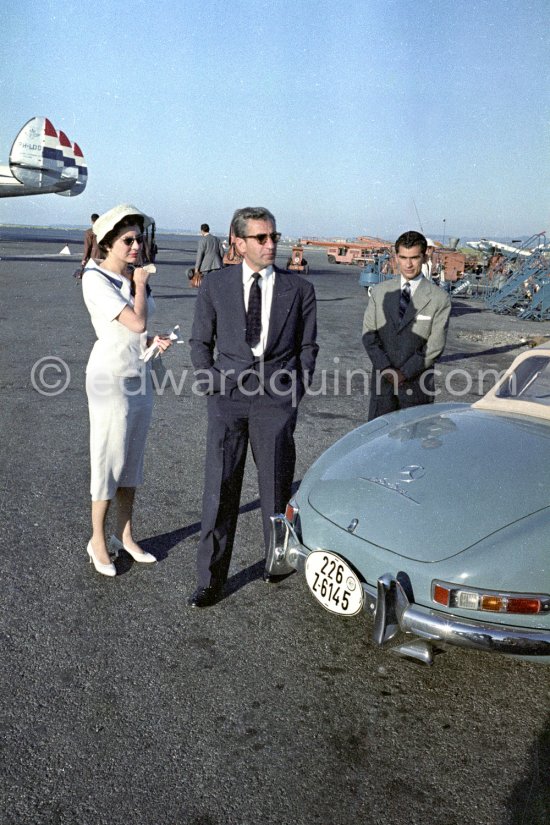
[243,232,281,245]
[121,235,144,247]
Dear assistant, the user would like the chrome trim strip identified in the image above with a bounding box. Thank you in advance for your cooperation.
[268,515,550,658]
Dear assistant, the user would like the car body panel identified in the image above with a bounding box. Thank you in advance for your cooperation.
[268,345,550,663]
[307,408,550,562]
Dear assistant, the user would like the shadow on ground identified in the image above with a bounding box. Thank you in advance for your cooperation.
[507,715,550,825]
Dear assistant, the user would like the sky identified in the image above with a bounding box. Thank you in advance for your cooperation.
[0,0,548,241]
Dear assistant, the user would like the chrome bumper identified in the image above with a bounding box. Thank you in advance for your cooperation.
[268,515,550,663]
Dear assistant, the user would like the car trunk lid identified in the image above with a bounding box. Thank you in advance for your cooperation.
[307,410,550,562]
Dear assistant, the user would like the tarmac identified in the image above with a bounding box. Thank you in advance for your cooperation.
[1,230,549,825]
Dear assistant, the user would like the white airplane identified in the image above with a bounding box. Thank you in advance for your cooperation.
[0,116,87,198]
[467,236,548,257]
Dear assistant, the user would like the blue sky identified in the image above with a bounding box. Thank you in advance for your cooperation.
[0,0,548,240]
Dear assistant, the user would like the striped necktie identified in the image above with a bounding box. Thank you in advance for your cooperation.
[399,282,411,320]
[246,272,262,347]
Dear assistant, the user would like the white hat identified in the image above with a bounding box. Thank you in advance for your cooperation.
[425,238,435,247]
[93,204,153,244]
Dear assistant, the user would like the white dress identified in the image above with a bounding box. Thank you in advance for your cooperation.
[82,265,155,501]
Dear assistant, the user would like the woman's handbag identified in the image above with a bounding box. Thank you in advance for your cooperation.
[190,269,203,288]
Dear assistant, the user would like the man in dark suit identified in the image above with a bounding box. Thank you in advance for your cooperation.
[362,230,451,421]
[194,223,224,275]
[189,206,318,607]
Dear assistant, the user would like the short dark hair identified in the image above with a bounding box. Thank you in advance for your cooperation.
[200,223,209,233]
[98,214,145,255]
[91,213,99,222]
[231,207,276,239]
[395,231,427,255]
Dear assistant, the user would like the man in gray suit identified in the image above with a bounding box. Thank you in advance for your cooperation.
[195,223,224,275]
[362,230,451,421]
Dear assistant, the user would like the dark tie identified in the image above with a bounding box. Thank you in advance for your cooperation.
[399,282,411,320]
[246,272,262,347]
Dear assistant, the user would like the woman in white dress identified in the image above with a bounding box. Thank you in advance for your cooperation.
[82,204,172,576]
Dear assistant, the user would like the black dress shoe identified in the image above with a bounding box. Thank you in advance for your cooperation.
[188,586,223,608]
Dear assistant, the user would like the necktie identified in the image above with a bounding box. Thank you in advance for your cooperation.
[246,272,262,347]
[399,282,411,320]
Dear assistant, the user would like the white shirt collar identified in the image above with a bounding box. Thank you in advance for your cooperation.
[400,273,424,295]
[242,261,274,282]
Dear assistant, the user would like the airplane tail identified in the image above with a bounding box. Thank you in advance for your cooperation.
[9,116,64,188]
[1,116,87,197]
[56,135,87,197]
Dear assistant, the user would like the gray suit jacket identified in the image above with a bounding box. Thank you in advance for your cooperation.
[195,233,224,273]
[362,277,451,413]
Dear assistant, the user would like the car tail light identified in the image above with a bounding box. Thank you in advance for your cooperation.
[432,581,550,615]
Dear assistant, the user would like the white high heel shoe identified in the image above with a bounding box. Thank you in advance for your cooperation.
[87,541,116,577]
[109,535,157,564]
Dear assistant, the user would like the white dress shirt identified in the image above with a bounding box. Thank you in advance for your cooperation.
[242,262,275,356]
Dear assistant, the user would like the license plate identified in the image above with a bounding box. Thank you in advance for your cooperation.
[305,550,364,616]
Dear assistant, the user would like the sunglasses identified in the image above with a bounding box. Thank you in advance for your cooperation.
[121,235,144,247]
[243,232,281,245]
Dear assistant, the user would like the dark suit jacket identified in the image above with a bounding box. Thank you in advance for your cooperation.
[189,264,318,399]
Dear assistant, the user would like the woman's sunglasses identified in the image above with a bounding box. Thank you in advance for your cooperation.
[121,235,144,247]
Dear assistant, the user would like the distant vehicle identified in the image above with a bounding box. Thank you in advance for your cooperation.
[266,344,550,666]
[358,252,392,291]
[303,236,466,280]
[302,236,392,266]
[285,244,310,275]
[428,248,466,282]
[0,116,87,198]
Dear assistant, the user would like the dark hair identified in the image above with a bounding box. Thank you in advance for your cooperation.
[91,213,99,221]
[200,223,209,233]
[98,214,145,255]
[395,231,427,255]
[231,206,276,239]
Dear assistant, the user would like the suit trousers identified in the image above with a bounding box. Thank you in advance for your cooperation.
[368,369,435,421]
[197,389,298,589]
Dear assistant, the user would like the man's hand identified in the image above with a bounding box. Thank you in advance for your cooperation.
[381,367,406,386]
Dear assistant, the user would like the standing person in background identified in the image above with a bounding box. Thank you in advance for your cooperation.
[141,221,158,266]
[81,213,102,266]
[421,238,435,280]
[362,230,451,421]
[194,223,224,276]
[81,204,172,577]
[188,206,318,608]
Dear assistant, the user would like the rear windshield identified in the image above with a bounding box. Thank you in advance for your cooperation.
[496,356,550,406]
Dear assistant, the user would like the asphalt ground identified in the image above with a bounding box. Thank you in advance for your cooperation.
[1,230,549,825]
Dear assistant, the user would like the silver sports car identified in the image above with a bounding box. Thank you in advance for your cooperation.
[267,344,550,665]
